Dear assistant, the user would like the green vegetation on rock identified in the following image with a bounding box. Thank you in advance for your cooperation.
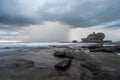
[81,62,103,75]
[65,48,103,75]
[82,32,105,42]
[73,51,89,61]
[9,67,80,80]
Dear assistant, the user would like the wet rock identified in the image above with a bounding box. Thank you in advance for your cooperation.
[89,47,115,53]
[80,71,93,80]
[89,48,101,52]
[93,72,118,80]
[55,58,72,70]
[66,54,73,59]
[101,47,114,52]
[53,51,66,58]
[53,51,73,59]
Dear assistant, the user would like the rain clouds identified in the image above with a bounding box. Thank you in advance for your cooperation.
[23,22,70,42]
[0,0,120,41]
[0,0,120,28]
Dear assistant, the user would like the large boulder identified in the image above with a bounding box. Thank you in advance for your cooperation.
[55,58,72,70]
[53,51,66,58]
[53,51,73,58]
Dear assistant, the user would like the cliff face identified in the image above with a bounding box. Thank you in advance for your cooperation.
[82,32,105,43]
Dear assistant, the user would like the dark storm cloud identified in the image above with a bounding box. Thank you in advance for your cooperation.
[0,16,37,26]
[0,0,40,29]
[39,0,120,28]
[0,0,120,29]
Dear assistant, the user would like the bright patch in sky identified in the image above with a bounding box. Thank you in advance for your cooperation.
[0,40,22,43]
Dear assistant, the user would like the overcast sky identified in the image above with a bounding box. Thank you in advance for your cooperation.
[0,0,120,42]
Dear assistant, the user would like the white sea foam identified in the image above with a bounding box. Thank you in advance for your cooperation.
[0,42,97,52]
[0,42,96,48]
[117,53,120,55]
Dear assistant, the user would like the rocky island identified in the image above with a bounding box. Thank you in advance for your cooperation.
[82,32,105,43]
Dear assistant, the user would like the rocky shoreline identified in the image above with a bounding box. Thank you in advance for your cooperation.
[0,46,120,80]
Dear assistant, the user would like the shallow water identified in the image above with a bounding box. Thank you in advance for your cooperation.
[0,47,65,80]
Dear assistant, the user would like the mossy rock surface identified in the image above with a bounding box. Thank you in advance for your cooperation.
[67,49,93,61]
[9,67,79,80]
[81,62,103,75]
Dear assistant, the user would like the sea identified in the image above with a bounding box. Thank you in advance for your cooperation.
[0,42,96,52]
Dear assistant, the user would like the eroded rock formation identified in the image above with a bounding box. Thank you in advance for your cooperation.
[82,32,105,43]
